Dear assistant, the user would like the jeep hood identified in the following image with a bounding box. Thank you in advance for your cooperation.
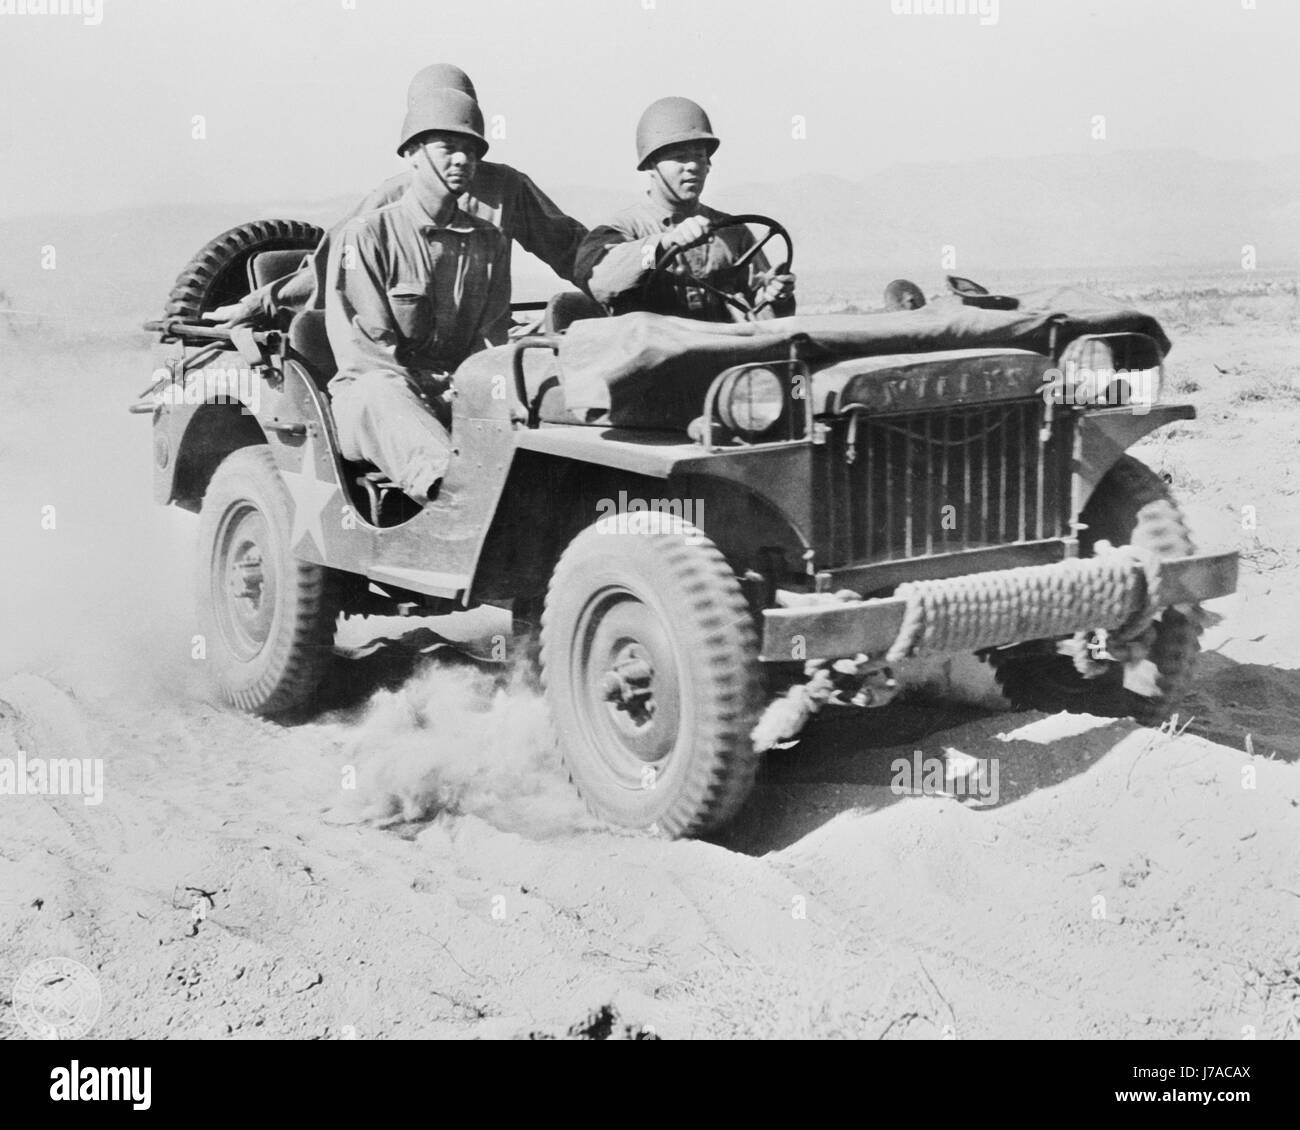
[554,288,1171,427]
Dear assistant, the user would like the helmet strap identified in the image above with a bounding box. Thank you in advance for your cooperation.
[649,164,699,216]
[417,143,467,213]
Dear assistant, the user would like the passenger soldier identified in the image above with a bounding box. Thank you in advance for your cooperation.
[214,64,586,324]
[323,89,510,504]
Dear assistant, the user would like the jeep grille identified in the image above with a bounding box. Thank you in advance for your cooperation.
[821,400,1073,567]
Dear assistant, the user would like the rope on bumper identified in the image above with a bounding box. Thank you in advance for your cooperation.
[885,547,1163,663]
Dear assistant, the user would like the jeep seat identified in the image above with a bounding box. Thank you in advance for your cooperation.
[282,311,418,518]
[287,310,336,387]
[248,249,310,292]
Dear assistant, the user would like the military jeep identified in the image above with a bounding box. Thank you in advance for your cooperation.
[136,216,1238,838]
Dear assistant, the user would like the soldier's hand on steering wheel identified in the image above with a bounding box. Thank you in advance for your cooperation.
[757,270,796,308]
[657,215,712,252]
[646,213,793,322]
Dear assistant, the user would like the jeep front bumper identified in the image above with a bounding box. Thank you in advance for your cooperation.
[759,549,1238,663]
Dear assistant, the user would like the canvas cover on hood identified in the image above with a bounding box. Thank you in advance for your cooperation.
[554,289,1171,425]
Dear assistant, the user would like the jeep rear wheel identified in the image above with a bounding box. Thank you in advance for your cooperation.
[989,455,1200,723]
[196,446,339,716]
[540,516,763,838]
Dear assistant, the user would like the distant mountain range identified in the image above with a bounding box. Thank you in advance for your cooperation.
[2,148,1297,332]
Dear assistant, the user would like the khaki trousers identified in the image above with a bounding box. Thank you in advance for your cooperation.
[330,371,451,503]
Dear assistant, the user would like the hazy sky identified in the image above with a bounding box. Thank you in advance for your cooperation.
[1,0,1296,219]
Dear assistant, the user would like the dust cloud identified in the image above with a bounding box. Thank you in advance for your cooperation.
[322,661,595,837]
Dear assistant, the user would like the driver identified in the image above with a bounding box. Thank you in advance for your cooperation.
[575,97,796,321]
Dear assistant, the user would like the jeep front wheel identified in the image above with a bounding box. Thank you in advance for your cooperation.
[540,515,763,838]
[196,445,339,716]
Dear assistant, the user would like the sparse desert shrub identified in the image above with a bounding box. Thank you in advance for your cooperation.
[1165,365,1201,394]
[1231,370,1300,405]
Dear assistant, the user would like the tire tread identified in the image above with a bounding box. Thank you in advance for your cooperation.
[540,517,761,838]
[197,446,339,717]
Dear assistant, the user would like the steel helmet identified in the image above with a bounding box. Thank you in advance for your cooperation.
[884,279,927,311]
[635,96,720,170]
[397,88,489,157]
[406,63,477,107]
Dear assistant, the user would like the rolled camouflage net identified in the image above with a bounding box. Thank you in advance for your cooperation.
[886,546,1163,663]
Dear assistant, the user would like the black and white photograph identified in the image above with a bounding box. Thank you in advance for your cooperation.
[0,0,1296,1074]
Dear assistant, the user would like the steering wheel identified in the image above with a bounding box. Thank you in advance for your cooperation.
[646,213,793,321]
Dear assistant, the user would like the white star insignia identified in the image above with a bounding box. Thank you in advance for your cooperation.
[279,429,339,558]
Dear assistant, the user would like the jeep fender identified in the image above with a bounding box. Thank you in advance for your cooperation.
[155,359,334,510]
[1073,403,1195,508]
[468,423,815,602]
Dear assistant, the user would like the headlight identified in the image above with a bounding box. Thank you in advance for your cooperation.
[1058,334,1164,411]
[717,366,785,436]
[1073,337,1115,385]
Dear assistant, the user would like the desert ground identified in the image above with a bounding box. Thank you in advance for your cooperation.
[1,280,1297,1039]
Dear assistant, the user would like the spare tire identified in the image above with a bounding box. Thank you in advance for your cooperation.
[165,218,324,320]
